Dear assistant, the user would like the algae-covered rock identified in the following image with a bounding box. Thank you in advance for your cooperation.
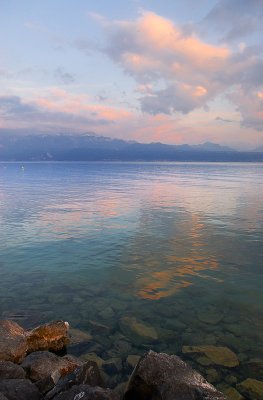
[126,355,141,369]
[205,368,221,383]
[68,328,93,344]
[120,317,158,342]
[237,378,263,400]
[223,387,244,400]
[197,309,224,325]
[79,352,105,367]
[124,350,226,400]
[182,345,239,367]
[0,320,27,363]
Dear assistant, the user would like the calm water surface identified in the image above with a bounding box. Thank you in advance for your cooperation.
[0,162,262,392]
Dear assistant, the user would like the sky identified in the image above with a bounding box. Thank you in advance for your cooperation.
[1,0,263,149]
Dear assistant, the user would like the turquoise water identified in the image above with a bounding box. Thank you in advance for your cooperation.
[0,162,262,390]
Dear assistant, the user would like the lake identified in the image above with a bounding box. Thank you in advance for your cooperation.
[0,162,262,391]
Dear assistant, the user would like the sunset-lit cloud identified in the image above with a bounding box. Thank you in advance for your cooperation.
[1,1,263,147]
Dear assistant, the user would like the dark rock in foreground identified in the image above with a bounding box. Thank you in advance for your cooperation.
[0,379,41,400]
[123,350,226,400]
[45,361,104,399]
[0,361,26,379]
[52,384,119,400]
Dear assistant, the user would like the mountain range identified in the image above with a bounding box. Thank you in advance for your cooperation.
[0,131,262,162]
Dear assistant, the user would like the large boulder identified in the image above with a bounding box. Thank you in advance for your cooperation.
[124,350,226,400]
[26,321,70,353]
[21,351,78,383]
[45,361,104,399]
[52,384,119,400]
[0,379,41,400]
[0,361,26,379]
[0,320,27,363]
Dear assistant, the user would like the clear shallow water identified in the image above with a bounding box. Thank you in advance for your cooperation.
[0,162,262,391]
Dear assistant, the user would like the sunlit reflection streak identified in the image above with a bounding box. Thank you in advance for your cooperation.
[123,213,221,300]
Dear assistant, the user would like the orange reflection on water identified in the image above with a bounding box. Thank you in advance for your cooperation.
[134,214,221,300]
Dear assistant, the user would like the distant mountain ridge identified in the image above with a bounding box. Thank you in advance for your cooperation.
[0,131,262,162]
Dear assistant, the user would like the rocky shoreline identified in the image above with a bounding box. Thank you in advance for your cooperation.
[0,319,262,400]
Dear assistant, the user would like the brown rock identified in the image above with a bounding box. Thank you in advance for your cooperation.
[0,379,41,400]
[237,378,263,400]
[21,351,78,382]
[79,352,104,367]
[0,361,26,379]
[0,320,27,363]
[223,387,244,400]
[68,328,92,345]
[182,345,239,367]
[126,355,141,369]
[124,350,226,400]
[45,361,104,399]
[120,317,158,342]
[26,320,70,353]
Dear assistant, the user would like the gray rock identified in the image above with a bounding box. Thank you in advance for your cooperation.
[45,361,104,400]
[0,393,8,400]
[0,379,41,400]
[21,351,78,382]
[0,320,27,363]
[124,350,226,400]
[0,361,26,379]
[52,384,119,400]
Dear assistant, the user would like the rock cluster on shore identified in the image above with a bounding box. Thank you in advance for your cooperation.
[0,319,262,399]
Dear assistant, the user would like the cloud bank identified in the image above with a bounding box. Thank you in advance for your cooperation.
[100,11,263,131]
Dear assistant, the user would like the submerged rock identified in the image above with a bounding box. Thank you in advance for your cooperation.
[124,350,226,400]
[126,355,141,370]
[102,358,122,375]
[80,352,105,367]
[0,379,41,400]
[237,378,263,400]
[223,387,244,400]
[0,320,27,363]
[0,361,26,379]
[68,328,93,345]
[197,309,224,325]
[26,320,70,353]
[182,345,239,367]
[120,317,158,342]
